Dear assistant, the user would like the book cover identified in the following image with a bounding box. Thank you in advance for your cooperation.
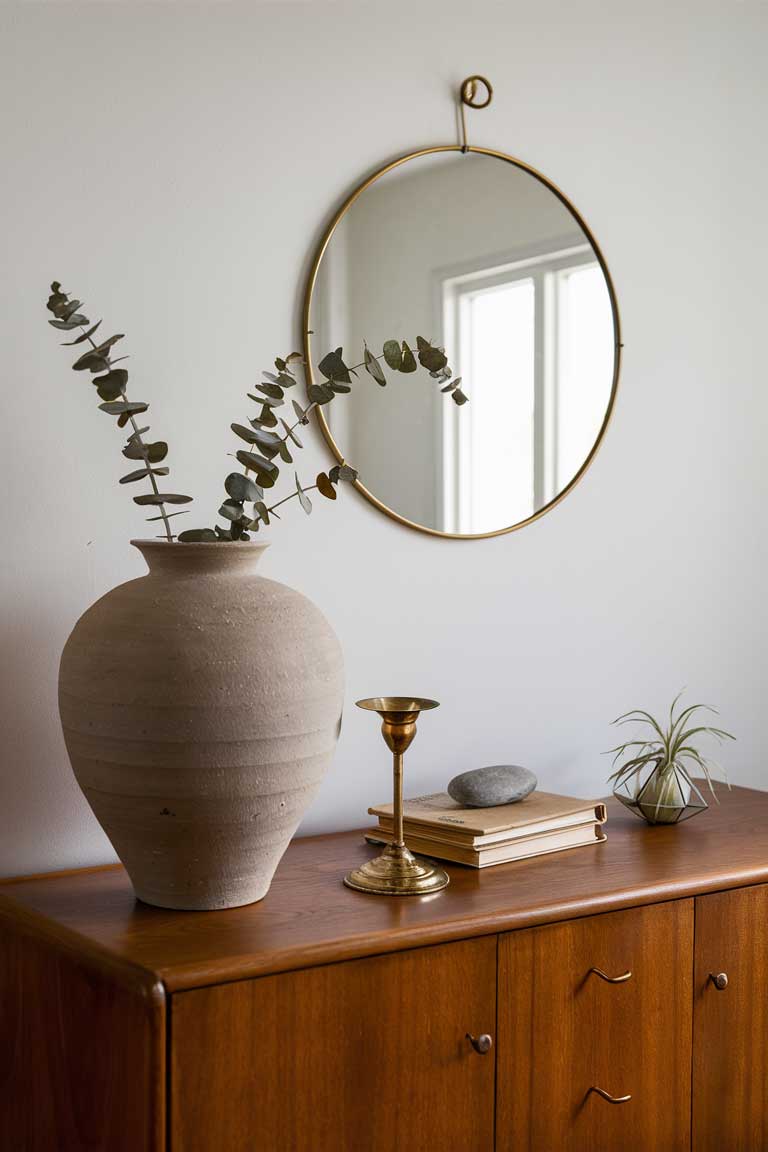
[368,790,607,840]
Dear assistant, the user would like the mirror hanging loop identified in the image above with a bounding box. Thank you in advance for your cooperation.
[459,75,493,152]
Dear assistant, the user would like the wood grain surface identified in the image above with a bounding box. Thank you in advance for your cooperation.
[0,914,164,1151]
[693,883,768,1151]
[1,787,766,992]
[171,937,496,1152]
[497,900,693,1150]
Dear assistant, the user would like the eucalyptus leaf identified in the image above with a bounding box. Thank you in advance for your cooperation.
[254,500,270,525]
[250,426,282,449]
[225,472,262,502]
[231,422,261,445]
[291,399,309,426]
[98,401,148,416]
[93,369,129,401]
[49,318,87,331]
[329,463,358,483]
[400,341,417,373]
[251,409,278,431]
[295,472,312,515]
[363,344,387,386]
[382,340,402,370]
[219,499,244,521]
[61,320,103,345]
[145,510,190,520]
[317,348,350,384]
[416,336,448,374]
[91,334,124,356]
[126,426,150,443]
[214,525,233,540]
[452,388,468,405]
[119,466,169,484]
[316,472,337,500]
[254,382,284,401]
[72,349,110,373]
[308,383,334,405]
[236,450,279,487]
[133,493,192,506]
[327,380,352,394]
[61,300,85,321]
[281,417,303,447]
[248,392,283,408]
[277,441,293,464]
[123,440,168,462]
[178,529,218,542]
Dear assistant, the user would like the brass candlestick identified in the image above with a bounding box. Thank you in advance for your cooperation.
[344,697,450,896]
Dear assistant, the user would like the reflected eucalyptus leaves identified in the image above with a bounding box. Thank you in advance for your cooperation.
[178,338,465,542]
[45,282,191,541]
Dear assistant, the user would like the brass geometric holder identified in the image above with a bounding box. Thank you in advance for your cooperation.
[613,767,709,825]
[344,697,450,896]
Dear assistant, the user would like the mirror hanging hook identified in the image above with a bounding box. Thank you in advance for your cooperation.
[459,75,493,152]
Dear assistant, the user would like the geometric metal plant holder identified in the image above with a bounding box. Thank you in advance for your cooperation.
[613,766,709,825]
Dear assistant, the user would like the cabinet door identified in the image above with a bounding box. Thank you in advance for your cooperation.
[171,937,496,1152]
[497,900,693,1152]
[693,883,768,1151]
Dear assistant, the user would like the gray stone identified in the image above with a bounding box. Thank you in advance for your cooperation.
[447,764,537,808]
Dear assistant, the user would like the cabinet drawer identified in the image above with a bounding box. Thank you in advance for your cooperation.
[171,937,496,1152]
[497,900,693,1152]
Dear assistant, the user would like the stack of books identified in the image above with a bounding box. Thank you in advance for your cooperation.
[366,790,607,868]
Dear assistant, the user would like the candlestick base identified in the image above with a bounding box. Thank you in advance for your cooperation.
[344,842,450,896]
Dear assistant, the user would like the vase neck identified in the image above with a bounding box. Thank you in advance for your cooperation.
[131,540,269,576]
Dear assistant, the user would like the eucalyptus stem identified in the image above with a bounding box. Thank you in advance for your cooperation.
[45,281,191,543]
[76,322,174,542]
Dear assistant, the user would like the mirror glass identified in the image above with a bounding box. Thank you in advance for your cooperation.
[307,149,619,536]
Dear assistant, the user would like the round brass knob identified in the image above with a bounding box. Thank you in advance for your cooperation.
[466,1032,493,1055]
[709,971,729,990]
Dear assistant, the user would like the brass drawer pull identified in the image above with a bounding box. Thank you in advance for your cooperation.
[466,1032,493,1055]
[589,967,632,984]
[589,1086,632,1104]
[709,971,729,990]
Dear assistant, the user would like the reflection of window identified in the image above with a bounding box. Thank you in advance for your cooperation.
[440,243,613,534]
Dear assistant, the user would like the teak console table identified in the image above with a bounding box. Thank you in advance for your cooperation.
[2,786,768,1151]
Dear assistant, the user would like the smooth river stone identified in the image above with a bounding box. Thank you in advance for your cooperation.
[447,764,537,808]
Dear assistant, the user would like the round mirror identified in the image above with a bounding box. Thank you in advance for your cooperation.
[304,146,620,538]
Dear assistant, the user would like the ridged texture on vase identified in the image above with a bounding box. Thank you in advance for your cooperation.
[58,541,344,910]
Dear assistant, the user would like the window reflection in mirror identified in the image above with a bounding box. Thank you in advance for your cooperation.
[309,151,617,537]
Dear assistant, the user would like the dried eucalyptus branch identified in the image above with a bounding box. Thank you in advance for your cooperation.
[178,337,467,542]
[45,282,191,541]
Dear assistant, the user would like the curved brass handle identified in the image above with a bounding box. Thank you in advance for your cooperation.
[466,1032,493,1055]
[709,971,729,990]
[589,1086,632,1104]
[589,967,632,984]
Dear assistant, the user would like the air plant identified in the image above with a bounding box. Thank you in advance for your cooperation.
[45,283,467,542]
[606,691,735,824]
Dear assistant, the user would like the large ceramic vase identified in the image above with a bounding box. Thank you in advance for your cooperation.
[58,541,344,910]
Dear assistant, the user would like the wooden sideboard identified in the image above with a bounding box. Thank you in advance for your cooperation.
[2,786,767,1151]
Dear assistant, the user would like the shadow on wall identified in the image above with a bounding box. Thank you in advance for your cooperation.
[0,611,112,877]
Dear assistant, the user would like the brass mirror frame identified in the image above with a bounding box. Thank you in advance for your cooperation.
[302,144,622,540]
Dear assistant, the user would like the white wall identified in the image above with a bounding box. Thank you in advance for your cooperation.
[1,0,766,876]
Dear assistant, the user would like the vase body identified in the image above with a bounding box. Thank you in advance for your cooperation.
[58,541,344,910]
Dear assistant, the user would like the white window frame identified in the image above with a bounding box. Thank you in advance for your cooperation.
[435,235,597,534]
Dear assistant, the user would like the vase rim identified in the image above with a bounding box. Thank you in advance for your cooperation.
[130,539,270,549]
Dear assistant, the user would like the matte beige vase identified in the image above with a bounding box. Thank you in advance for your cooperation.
[58,541,344,910]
